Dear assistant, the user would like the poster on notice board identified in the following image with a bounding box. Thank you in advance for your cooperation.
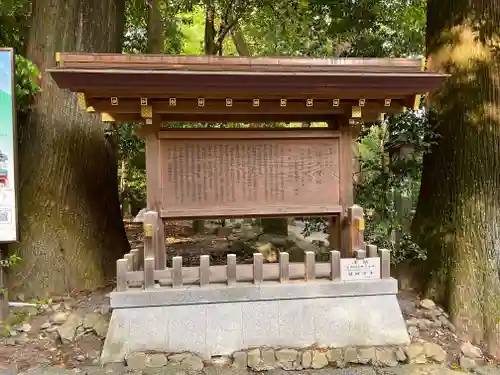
[0,48,18,242]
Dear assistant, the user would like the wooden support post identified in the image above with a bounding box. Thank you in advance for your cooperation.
[199,255,210,286]
[172,256,183,288]
[338,119,355,257]
[279,252,289,282]
[305,251,315,281]
[379,249,391,278]
[327,215,342,254]
[130,248,140,270]
[253,253,263,284]
[366,244,378,258]
[143,211,157,261]
[227,254,237,286]
[143,112,165,271]
[330,250,341,280]
[354,249,366,259]
[124,253,134,271]
[144,257,155,289]
[348,205,365,256]
[116,259,128,292]
[154,216,166,270]
[144,113,162,210]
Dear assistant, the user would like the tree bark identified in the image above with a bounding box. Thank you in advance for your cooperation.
[147,0,163,54]
[8,0,129,298]
[412,0,500,355]
[231,24,250,56]
[204,1,216,56]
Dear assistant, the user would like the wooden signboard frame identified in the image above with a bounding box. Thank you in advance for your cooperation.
[147,128,343,219]
[48,53,447,256]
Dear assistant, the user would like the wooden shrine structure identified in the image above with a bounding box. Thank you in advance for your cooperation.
[49,53,446,363]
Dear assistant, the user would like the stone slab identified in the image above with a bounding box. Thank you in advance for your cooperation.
[110,278,398,308]
[101,293,409,363]
[265,369,376,375]
[379,365,464,375]
[473,366,500,375]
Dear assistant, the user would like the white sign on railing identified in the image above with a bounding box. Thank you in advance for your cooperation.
[340,257,380,281]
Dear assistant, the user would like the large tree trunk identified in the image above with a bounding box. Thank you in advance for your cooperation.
[8,0,128,298]
[412,0,500,355]
[147,0,163,54]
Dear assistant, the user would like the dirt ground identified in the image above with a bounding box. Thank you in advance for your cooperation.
[0,220,488,372]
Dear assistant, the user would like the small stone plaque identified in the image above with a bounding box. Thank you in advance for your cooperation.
[340,257,380,281]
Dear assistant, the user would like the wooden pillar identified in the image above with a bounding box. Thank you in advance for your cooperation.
[141,109,166,270]
[144,136,161,210]
[328,117,354,257]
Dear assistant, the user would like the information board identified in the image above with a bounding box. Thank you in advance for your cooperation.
[0,48,18,242]
[158,131,341,218]
[340,257,380,281]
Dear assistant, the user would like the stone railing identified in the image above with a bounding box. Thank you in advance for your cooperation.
[115,245,391,292]
[115,204,391,292]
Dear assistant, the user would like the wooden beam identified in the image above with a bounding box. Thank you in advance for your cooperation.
[156,128,340,139]
[87,97,403,116]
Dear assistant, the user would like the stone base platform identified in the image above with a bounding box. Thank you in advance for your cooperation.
[101,278,409,363]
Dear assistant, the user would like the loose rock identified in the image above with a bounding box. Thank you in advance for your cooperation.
[146,353,168,368]
[357,347,375,364]
[344,347,358,363]
[327,348,343,365]
[275,349,299,370]
[210,356,232,366]
[301,350,312,369]
[461,342,483,359]
[232,351,247,369]
[57,313,82,343]
[423,342,447,363]
[180,354,203,371]
[311,350,328,369]
[460,355,478,370]
[51,312,68,324]
[420,299,436,310]
[126,352,147,370]
[405,343,426,364]
[408,326,419,339]
[376,348,398,367]
[275,349,298,363]
[247,348,260,369]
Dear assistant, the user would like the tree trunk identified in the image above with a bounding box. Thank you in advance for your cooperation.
[8,0,128,298]
[412,0,500,355]
[204,1,216,56]
[147,0,163,54]
[231,24,250,56]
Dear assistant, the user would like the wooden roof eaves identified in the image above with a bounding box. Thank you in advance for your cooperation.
[48,67,445,78]
[48,68,447,97]
[55,52,426,72]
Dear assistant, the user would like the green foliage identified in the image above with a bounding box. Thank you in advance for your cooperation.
[305,110,438,265]
[1,0,41,112]
[237,0,426,57]
[0,253,20,268]
[0,0,31,51]
[14,55,40,112]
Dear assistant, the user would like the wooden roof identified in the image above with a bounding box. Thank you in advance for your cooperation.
[48,53,447,124]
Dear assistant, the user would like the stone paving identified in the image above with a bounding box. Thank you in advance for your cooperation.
[3,365,499,375]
